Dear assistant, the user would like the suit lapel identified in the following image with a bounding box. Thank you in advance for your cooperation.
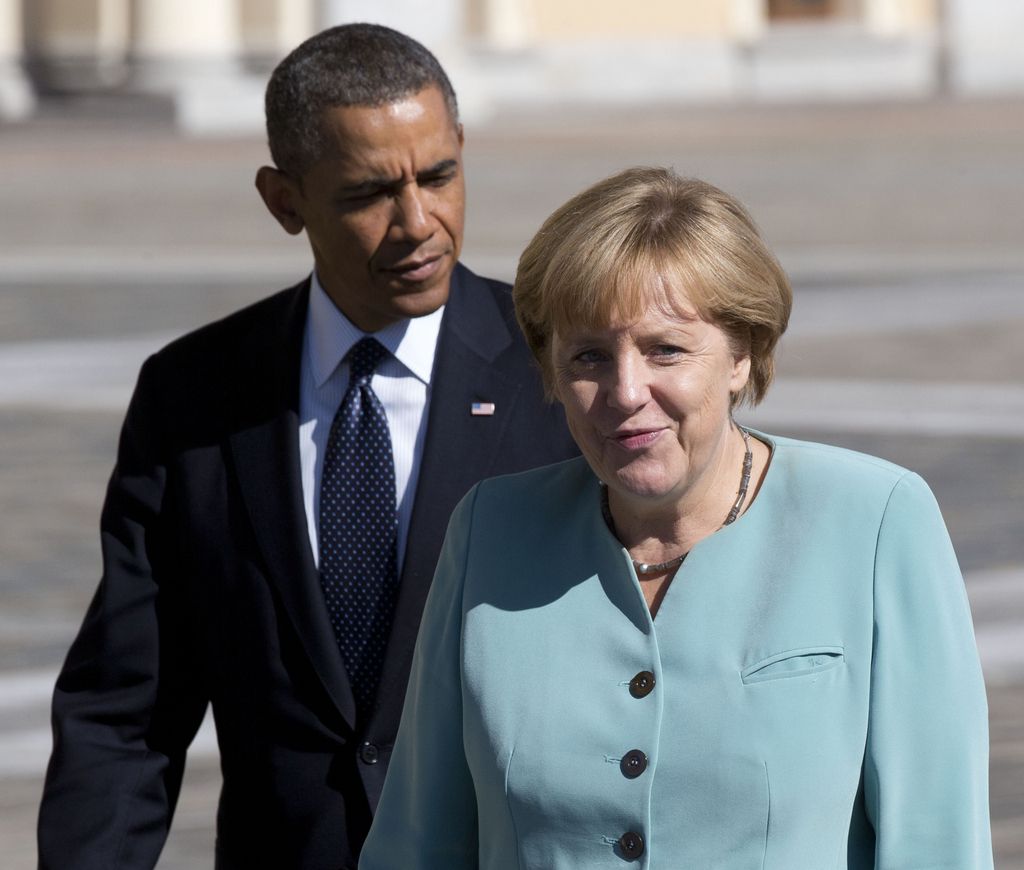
[373,266,524,722]
[224,269,526,734]
[226,280,357,727]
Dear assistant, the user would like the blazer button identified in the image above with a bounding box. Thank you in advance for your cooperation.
[620,749,648,779]
[629,671,655,698]
[618,830,645,860]
[358,742,379,765]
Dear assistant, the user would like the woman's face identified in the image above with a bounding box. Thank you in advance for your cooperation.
[551,294,750,512]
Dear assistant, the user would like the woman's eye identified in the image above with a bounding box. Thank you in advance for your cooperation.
[573,349,606,364]
[651,344,684,358]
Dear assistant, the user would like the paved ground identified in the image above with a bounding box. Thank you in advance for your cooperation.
[1,94,1022,868]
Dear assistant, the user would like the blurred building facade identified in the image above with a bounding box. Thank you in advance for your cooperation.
[1,0,1022,128]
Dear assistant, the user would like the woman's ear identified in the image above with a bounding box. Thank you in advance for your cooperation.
[730,353,752,394]
[255,166,305,236]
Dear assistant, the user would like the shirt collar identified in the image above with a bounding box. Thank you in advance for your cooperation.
[307,270,444,388]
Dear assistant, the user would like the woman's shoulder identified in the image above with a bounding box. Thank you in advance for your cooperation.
[449,456,596,534]
[444,456,598,561]
[474,454,595,508]
[752,430,930,500]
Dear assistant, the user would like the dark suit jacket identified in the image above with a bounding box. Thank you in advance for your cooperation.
[38,264,578,870]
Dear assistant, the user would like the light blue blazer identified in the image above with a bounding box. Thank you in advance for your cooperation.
[360,434,993,869]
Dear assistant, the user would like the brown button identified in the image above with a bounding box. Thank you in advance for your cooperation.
[358,742,379,765]
[620,749,648,779]
[618,830,645,860]
[629,671,655,698]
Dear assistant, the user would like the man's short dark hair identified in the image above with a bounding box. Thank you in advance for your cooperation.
[265,23,460,179]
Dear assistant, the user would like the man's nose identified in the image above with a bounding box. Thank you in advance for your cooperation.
[390,185,435,244]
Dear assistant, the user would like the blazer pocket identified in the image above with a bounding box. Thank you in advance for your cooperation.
[741,646,845,685]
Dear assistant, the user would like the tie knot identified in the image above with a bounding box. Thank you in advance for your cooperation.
[347,337,388,384]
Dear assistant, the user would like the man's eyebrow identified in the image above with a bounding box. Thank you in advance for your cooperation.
[417,159,459,178]
[336,159,460,196]
[336,176,401,196]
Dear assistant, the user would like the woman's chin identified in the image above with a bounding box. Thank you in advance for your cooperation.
[608,472,678,505]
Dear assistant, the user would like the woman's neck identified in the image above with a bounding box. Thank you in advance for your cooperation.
[607,425,761,564]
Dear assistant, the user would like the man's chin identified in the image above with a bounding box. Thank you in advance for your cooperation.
[387,279,451,320]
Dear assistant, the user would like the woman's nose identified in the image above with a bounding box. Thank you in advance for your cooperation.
[606,355,649,413]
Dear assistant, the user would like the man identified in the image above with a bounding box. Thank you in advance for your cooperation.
[38,24,576,870]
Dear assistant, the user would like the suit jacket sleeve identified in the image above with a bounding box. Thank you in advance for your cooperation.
[864,472,993,868]
[359,486,481,870]
[38,355,208,870]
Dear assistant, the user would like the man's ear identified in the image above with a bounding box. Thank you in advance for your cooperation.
[255,166,305,236]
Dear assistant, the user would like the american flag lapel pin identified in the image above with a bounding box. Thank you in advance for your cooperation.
[471,401,496,416]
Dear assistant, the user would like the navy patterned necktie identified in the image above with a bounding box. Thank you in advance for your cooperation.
[319,337,399,724]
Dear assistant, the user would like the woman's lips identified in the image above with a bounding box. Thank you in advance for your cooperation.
[610,429,663,450]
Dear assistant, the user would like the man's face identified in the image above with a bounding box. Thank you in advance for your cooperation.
[277,86,465,332]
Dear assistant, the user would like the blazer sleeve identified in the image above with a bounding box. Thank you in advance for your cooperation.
[359,486,481,870]
[865,472,993,868]
[38,355,208,870]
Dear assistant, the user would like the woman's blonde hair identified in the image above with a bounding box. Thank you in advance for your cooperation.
[513,167,792,408]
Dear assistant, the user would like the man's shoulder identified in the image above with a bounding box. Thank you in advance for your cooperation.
[452,260,511,294]
[153,278,309,367]
[449,261,515,311]
[128,278,308,426]
[443,262,527,363]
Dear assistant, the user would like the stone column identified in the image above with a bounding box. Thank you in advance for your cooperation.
[239,0,315,71]
[863,0,910,35]
[23,0,130,93]
[318,0,490,120]
[130,0,276,135]
[130,0,242,92]
[0,0,33,118]
[318,0,462,51]
[731,0,767,42]
[475,0,531,50]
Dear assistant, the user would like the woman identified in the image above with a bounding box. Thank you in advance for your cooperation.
[359,168,992,868]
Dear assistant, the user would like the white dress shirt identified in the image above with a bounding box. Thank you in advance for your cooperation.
[298,271,444,573]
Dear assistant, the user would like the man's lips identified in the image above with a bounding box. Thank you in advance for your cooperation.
[383,252,446,282]
[609,428,664,450]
